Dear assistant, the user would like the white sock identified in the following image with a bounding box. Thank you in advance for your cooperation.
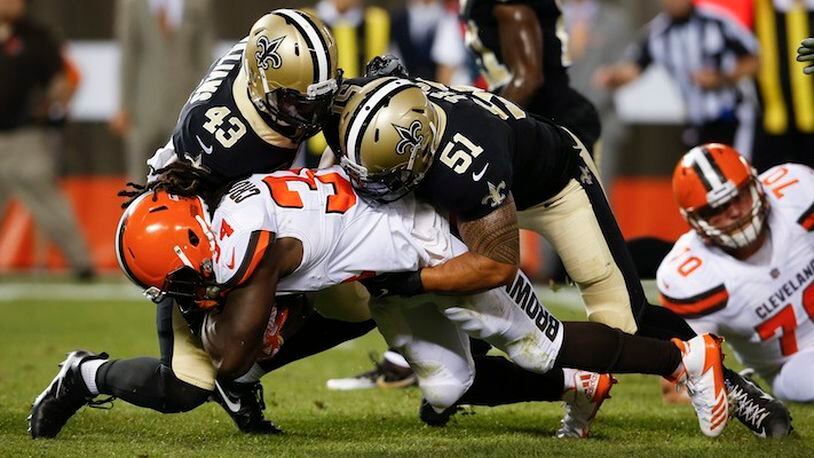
[234,363,265,384]
[561,368,578,392]
[80,359,106,396]
[383,350,409,368]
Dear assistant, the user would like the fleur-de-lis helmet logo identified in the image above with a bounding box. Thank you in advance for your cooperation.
[393,120,425,156]
[255,35,285,70]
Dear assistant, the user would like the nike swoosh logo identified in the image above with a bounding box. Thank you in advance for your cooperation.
[472,163,489,182]
[215,381,242,413]
[196,135,213,155]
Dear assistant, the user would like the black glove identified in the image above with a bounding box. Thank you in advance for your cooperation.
[361,271,424,298]
[797,38,814,75]
[364,54,409,78]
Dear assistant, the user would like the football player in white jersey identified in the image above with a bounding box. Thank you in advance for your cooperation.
[34,161,730,439]
[658,143,814,405]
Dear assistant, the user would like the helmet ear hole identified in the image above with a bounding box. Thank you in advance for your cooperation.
[188,229,200,247]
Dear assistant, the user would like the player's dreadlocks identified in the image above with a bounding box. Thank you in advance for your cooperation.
[118,161,222,209]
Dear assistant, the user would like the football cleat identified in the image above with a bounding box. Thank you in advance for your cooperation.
[556,371,616,438]
[671,334,728,438]
[212,380,281,434]
[419,398,464,427]
[724,368,793,438]
[28,350,112,439]
[326,352,417,391]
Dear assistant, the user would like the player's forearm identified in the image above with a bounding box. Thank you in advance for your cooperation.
[499,75,542,108]
[420,252,518,293]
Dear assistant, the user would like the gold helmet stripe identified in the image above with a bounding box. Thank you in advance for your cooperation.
[345,78,415,166]
[274,9,330,84]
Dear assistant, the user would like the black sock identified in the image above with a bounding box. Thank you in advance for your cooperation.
[96,357,210,413]
[636,304,698,341]
[457,356,564,406]
[555,322,682,376]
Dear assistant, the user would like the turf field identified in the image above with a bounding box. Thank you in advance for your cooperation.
[1,281,813,457]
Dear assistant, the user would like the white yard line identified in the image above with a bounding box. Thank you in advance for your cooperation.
[0,280,660,306]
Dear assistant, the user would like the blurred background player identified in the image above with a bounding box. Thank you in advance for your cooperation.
[561,0,633,187]
[0,0,93,279]
[751,1,814,172]
[460,0,600,152]
[658,143,814,406]
[110,0,214,182]
[390,0,467,84]
[596,0,759,153]
[303,0,390,167]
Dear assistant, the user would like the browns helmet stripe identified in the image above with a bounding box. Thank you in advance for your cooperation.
[274,9,328,84]
[345,79,415,165]
[687,145,727,192]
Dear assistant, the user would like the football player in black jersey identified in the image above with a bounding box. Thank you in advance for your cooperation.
[331,77,793,438]
[460,0,600,151]
[28,9,379,438]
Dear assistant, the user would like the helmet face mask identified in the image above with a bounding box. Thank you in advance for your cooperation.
[243,9,341,142]
[684,178,768,250]
[673,143,768,252]
[338,78,438,203]
[341,157,426,203]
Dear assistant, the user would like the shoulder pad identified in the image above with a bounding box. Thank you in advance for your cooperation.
[211,177,275,287]
[656,234,728,318]
[759,164,814,231]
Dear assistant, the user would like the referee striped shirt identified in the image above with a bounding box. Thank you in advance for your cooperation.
[630,6,759,125]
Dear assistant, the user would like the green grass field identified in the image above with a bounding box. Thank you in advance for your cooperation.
[1,285,813,457]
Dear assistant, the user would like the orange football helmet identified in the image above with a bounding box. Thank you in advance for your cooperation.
[672,143,767,250]
[115,190,220,307]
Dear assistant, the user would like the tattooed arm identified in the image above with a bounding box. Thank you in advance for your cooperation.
[420,195,520,293]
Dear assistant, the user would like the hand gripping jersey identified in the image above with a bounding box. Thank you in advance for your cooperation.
[209,166,454,293]
[657,164,814,381]
[150,40,299,185]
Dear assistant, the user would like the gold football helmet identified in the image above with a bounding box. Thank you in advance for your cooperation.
[338,78,438,202]
[244,9,342,141]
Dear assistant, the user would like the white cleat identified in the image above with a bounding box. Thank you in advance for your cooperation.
[671,334,729,438]
[556,371,616,438]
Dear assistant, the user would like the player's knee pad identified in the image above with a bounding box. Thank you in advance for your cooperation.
[581,275,638,335]
[420,374,474,411]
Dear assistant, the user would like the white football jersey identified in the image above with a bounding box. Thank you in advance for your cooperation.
[657,164,814,381]
[209,166,454,293]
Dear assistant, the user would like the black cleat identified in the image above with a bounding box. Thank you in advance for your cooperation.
[724,367,793,438]
[212,380,282,434]
[28,350,111,439]
[419,399,462,427]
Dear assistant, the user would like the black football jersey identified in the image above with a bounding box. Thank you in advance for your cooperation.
[324,77,578,220]
[171,40,298,185]
[461,0,569,95]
